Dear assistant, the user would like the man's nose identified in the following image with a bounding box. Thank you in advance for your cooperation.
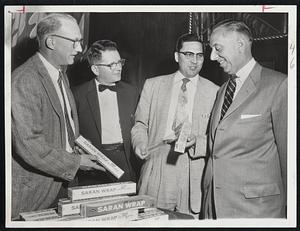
[75,43,83,53]
[210,49,218,61]
[191,54,197,63]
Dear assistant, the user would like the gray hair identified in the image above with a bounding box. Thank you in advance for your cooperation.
[36,13,77,45]
[212,20,253,42]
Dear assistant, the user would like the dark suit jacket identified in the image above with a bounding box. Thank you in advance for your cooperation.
[202,63,287,218]
[11,53,81,219]
[72,79,139,182]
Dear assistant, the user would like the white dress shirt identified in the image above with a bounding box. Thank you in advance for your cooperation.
[234,58,256,99]
[38,52,75,153]
[95,80,123,144]
[164,71,198,139]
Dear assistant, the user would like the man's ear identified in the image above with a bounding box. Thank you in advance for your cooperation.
[91,65,99,76]
[174,52,179,63]
[45,37,55,50]
[237,36,247,53]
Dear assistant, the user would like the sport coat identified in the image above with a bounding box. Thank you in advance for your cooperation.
[11,53,81,219]
[202,63,287,218]
[72,79,139,181]
[131,72,219,214]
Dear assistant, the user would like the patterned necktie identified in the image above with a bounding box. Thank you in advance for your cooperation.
[58,72,75,148]
[98,84,117,92]
[172,78,190,130]
[220,75,237,121]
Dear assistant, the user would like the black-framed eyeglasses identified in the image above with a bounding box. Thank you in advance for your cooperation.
[94,59,126,70]
[178,51,204,60]
[50,34,83,49]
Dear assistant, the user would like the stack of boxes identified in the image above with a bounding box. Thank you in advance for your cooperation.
[19,136,169,222]
[19,181,168,222]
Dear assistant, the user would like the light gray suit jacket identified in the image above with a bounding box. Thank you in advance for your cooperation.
[202,63,287,218]
[131,73,219,213]
[11,53,81,219]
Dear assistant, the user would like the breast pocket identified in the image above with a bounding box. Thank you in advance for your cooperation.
[236,111,271,141]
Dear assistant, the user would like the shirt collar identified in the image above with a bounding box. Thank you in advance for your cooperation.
[95,78,116,86]
[236,58,256,81]
[37,52,60,81]
[174,71,198,86]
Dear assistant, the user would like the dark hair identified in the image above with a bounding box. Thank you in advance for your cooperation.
[175,33,203,52]
[212,20,253,42]
[86,40,118,65]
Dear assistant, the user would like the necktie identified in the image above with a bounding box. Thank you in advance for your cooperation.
[98,84,117,92]
[172,78,190,130]
[58,72,75,148]
[220,75,237,121]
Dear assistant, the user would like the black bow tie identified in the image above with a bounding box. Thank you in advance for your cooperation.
[98,84,117,92]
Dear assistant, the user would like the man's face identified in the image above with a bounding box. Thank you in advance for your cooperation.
[52,19,83,66]
[175,41,204,78]
[93,50,122,84]
[209,29,242,75]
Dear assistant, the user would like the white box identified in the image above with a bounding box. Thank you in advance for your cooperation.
[75,135,124,179]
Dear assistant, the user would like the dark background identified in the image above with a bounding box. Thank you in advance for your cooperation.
[11,12,288,91]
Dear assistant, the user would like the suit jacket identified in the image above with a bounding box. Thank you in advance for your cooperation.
[11,53,81,219]
[131,73,219,213]
[72,79,139,181]
[202,63,287,218]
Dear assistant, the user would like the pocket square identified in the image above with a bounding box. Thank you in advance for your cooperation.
[241,114,261,119]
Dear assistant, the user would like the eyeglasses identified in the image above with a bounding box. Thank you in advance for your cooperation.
[50,34,83,49]
[94,59,126,70]
[178,51,204,60]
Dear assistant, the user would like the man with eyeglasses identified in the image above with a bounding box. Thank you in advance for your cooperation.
[11,14,105,219]
[72,40,139,186]
[131,33,219,217]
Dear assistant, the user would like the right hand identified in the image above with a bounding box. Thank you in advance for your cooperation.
[135,144,149,160]
[79,154,106,172]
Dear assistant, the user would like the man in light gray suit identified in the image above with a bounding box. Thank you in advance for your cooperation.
[131,33,219,217]
[11,14,104,219]
[202,21,287,218]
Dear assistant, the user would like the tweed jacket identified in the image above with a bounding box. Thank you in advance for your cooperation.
[11,53,81,218]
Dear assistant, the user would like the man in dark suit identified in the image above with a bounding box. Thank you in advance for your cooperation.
[202,20,287,218]
[11,14,104,219]
[72,40,139,185]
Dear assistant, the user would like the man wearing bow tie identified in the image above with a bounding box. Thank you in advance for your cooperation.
[72,40,139,185]
[202,21,287,218]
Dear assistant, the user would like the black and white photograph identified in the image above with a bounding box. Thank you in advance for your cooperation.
[4,4,297,228]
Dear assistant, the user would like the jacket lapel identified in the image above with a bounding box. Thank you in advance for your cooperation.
[221,63,261,121]
[33,54,68,146]
[156,74,174,139]
[192,76,208,134]
[34,54,64,119]
[116,82,129,142]
[86,80,102,141]
[210,84,226,136]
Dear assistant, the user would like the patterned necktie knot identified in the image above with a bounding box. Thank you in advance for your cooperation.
[98,84,117,92]
[181,78,190,92]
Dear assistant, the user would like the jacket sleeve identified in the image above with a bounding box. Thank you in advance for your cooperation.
[271,77,287,193]
[131,79,152,151]
[11,72,81,181]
